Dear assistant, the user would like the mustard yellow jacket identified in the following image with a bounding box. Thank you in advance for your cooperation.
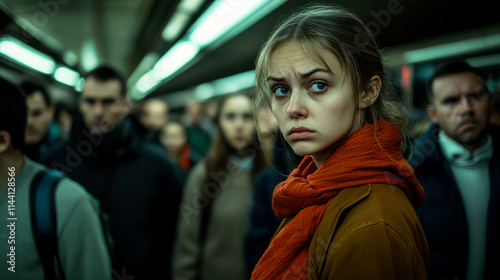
[274,183,429,280]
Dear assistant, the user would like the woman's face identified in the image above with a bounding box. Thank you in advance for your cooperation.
[268,40,359,165]
[219,95,256,152]
[161,123,187,155]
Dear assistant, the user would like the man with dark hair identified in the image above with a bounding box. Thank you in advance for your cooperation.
[139,98,170,147]
[410,61,500,280]
[0,77,111,279]
[20,81,60,161]
[41,66,181,279]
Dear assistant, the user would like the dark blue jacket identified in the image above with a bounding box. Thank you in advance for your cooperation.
[409,123,500,280]
[40,114,181,280]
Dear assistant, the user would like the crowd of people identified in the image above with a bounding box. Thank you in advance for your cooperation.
[0,3,499,280]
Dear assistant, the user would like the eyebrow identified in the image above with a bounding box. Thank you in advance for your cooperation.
[267,68,329,82]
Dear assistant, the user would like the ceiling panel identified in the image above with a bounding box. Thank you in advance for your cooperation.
[0,0,499,105]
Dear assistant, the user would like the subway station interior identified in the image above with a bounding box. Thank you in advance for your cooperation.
[2,1,500,279]
[0,0,499,113]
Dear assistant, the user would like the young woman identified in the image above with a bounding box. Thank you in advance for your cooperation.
[173,93,268,280]
[160,121,200,187]
[251,4,428,280]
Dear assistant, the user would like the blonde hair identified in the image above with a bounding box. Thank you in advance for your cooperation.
[253,4,412,152]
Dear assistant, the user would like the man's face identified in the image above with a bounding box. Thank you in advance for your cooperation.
[26,91,54,145]
[80,77,128,134]
[428,71,493,150]
[140,100,168,131]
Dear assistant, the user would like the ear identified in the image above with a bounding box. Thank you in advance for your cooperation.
[359,75,381,109]
[0,130,12,154]
[427,105,438,123]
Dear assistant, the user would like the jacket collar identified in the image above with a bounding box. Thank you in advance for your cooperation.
[412,123,500,167]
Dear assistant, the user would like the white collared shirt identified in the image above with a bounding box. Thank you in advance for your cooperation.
[439,131,493,280]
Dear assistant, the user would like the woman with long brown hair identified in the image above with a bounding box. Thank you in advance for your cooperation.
[251,4,428,279]
[173,93,267,280]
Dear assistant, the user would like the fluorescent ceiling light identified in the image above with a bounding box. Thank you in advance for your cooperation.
[162,13,191,41]
[63,51,78,67]
[179,0,205,13]
[466,53,500,68]
[162,0,205,41]
[54,66,80,86]
[81,41,99,72]
[137,70,162,93]
[0,36,56,74]
[74,77,85,92]
[194,70,256,101]
[133,0,284,98]
[153,40,199,80]
[127,52,159,87]
[404,34,500,64]
[131,41,199,98]
[194,83,216,100]
[213,70,255,95]
[188,0,284,48]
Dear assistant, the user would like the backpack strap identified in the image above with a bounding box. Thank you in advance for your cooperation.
[92,198,115,263]
[30,169,66,280]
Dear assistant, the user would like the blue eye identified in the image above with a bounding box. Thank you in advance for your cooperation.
[310,82,327,92]
[273,86,289,96]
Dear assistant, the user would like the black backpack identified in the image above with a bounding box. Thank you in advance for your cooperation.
[30,169,114,280]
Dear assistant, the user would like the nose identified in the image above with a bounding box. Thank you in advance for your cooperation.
[93,102,104,116]
[456,96,474,115]
[287,91,308,119]
[27,115,35,127]
[234,115,245,130]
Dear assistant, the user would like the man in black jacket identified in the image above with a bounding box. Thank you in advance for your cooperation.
[41,66,181,280]
[410,61,500,280]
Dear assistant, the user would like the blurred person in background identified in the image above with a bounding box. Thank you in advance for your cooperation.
[53,102,75,140]
[255,107,279,160]
[173,93,268,280]
[40,66,181,280]
[0,76,111,280]
[181,100,213,157]
[20,81,61,162]
[139,98,170,147]
[160,121,201,187]
[410,61,500,280]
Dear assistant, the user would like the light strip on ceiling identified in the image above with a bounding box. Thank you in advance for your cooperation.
[131,41,199,99]
[162,13,191,41]
[132,40,199,99]
[194,70,255,100]
[54,66,80,86]
[153,40,200,80]
[132,0,285,99]
[466,53,500,68]
[404,34,500,64]
[162,0,205,41]
[188,0,282,48]
[81,41,99,72]
[0,36,56,74]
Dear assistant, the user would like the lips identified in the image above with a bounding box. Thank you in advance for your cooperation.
[288,126,315,135]
[458,119,478,130]
[288,126,315,140]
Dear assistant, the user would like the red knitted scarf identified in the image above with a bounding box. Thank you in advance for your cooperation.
[250,120,424,280]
